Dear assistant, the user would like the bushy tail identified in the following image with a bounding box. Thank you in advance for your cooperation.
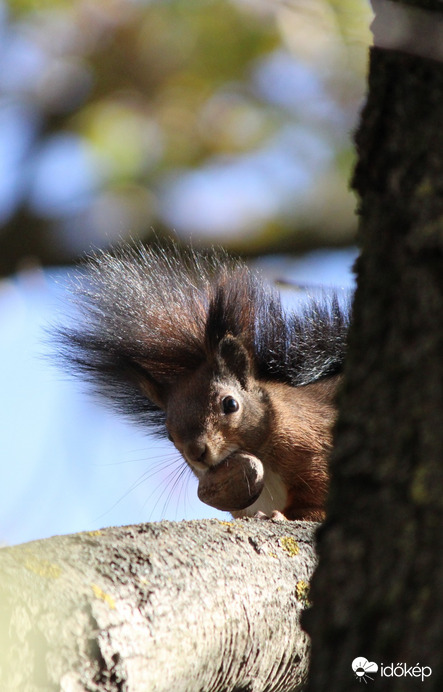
[55,243,349,434]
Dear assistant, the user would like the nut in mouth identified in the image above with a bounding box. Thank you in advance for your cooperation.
[197,451,265,512]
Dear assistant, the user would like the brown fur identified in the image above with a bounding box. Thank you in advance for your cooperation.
[261,378,340,520]
[142,336,340,520]
[57,244,348,519]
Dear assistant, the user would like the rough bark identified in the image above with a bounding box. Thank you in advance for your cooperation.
[304,2,443,691]
[0,518,316,692]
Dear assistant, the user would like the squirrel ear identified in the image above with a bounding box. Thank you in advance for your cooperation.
[140,375,167,409]
[132,363,167,409]
[218,336,252,389]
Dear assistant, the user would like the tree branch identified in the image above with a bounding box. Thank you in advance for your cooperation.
[0,519,317,692]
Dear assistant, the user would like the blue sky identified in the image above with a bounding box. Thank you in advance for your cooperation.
[0,248,357,546]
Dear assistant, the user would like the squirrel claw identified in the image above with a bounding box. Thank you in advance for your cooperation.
[253,510,287,521]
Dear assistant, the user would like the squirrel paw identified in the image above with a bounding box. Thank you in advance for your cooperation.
[253,510,287,521]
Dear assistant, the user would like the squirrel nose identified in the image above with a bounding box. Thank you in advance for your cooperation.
[184,440,207,464]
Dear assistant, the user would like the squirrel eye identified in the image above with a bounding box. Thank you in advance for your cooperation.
[222,396,239,414]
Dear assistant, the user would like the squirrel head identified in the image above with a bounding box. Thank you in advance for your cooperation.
[139,335,272,476]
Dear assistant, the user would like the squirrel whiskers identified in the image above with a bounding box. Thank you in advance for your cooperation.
[57,243,349,521]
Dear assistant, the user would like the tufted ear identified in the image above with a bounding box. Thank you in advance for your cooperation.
[140,374,168,409]
[217,336,252,389]
[131,361,168,409]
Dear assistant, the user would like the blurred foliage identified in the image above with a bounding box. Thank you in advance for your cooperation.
[0,0,371,274]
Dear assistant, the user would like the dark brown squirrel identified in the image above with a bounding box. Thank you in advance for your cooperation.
[57,243,349,521]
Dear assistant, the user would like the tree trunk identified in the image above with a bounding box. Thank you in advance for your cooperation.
[0,519,316,692]
[304,1,443,690]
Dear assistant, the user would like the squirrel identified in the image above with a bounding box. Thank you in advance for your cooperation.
[57,243,349,521]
